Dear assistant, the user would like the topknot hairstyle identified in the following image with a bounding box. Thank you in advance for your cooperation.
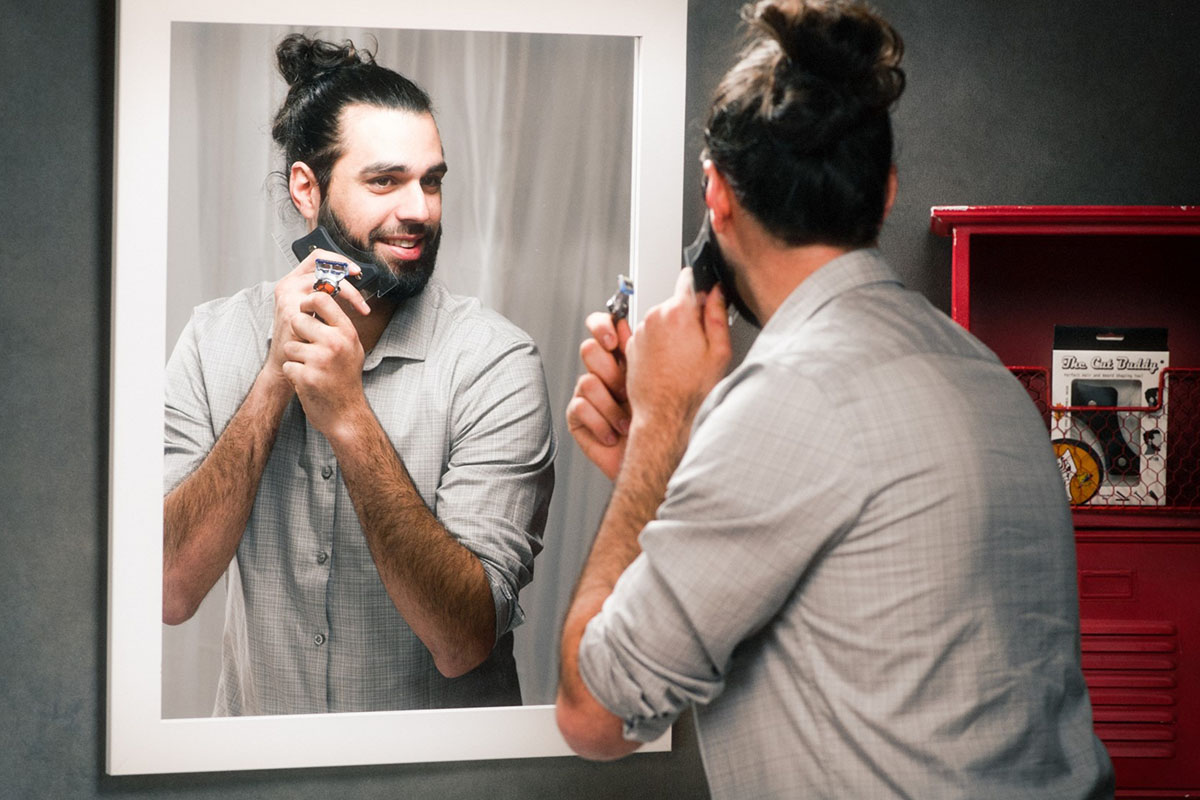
[704,0,905,248]
[272,33,434,198]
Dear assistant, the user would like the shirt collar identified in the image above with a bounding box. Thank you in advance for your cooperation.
[362,279,448,370]
[760,247,903,335]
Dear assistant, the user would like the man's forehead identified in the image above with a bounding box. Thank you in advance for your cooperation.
[336,103,444,171]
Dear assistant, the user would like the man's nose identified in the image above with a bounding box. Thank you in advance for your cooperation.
[393,181,431,224]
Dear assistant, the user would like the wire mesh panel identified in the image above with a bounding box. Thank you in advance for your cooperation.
[1010,367,1198,509]
[1163,370,1200,508]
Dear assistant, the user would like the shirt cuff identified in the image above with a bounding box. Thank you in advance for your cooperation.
[577,610,680,743]
[481,563,524,640]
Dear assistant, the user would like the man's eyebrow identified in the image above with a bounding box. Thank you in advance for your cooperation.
[358,161,448,177]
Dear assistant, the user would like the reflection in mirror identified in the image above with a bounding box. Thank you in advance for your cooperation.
[163,22,633,719]
[108,0,684,774]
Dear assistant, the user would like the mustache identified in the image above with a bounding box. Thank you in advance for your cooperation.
[369,222,437,242]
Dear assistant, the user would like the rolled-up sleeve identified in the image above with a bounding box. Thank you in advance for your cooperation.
[163,288,271,496]
[435,330,556,641]
[577,366,862,741]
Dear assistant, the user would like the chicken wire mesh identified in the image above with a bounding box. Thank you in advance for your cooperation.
[1010,367,1198,509]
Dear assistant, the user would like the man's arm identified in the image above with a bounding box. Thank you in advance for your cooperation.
[283,291,504,678]
[329,405,498,678]
[556,415,688,759]
[557,273,731,758]
[163,255,369,625]
[162,370,291,624]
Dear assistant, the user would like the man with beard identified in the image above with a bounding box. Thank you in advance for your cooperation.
[162,34,555,716]
[556,1,1112,797]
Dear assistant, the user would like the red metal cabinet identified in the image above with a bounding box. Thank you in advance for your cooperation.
[931,206,1200,797]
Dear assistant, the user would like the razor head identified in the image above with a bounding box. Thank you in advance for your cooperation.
[313,258,350,295]
[606,274,634,320]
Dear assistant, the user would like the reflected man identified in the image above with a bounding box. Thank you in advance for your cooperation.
[163,34,555,715]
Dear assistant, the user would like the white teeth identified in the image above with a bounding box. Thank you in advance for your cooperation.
[396,241,417,249]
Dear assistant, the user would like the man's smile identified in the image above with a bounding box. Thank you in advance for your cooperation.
[378,234,425,261]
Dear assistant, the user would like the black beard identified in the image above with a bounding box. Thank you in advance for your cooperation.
[684,215,761,328]
[316,202,441,301]
[717,257,760,329]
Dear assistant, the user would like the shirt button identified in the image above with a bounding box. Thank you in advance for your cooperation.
[314,633,326,646]
[321,465,334,479]
[316,551,328,565]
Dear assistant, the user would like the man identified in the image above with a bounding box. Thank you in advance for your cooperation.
[556,1,1114,797]
[163,34,555,715]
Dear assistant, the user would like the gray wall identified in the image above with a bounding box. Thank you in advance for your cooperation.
[2,0,1197,797]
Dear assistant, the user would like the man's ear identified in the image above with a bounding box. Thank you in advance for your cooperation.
[288,162,321,225]
[702,160,734,234]
[883,164,898,220]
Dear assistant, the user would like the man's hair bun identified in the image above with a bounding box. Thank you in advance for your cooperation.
[275,33,375,88]
[752,0,904,114]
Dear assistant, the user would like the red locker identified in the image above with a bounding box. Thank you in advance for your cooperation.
[931,206,1200,797]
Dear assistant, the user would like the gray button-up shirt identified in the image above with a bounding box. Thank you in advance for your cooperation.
[166,278,555,715]
[579,250,1113,798]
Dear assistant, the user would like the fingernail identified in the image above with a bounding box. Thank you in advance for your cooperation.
[617,418,630,435]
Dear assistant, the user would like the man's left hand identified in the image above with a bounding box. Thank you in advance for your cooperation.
[280,291,368,438]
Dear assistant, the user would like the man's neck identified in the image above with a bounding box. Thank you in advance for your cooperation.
[352,296,399,353]
[743,241,850,324]
[722,202,853,326]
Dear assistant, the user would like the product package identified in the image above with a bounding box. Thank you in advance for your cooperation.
[1051,326,1168,506]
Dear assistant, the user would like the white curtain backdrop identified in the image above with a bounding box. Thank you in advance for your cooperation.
[163,22,634,716]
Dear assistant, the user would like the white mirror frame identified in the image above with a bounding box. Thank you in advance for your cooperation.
[108,0,686,775]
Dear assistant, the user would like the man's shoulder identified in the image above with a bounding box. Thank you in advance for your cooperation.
[424,282,538,354]
[189,282,275,332]
[757,274,996,381]
[713,278,1015,435]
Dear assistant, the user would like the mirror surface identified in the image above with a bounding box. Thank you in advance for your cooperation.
[109,0,685,774]
[163,20,634,719]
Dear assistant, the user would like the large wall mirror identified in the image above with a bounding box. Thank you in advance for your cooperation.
[109,0,685,774]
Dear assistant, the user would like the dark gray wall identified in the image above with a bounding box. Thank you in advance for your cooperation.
[684,0,1200,315]
[2,0,1197,797]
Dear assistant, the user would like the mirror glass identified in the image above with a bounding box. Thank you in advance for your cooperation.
[163,20,633,720]
[109,0,685,774]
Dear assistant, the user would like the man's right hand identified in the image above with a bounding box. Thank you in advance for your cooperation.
[566,312,633,481]
[264,251,371,389]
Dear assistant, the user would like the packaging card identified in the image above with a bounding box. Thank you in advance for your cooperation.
[1051,326,1168,506]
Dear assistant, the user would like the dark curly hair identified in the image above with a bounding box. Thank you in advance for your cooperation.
[272,34,434,197]
[704,0,905,248]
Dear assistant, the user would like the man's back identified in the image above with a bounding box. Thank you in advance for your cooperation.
[579,250,1113,798]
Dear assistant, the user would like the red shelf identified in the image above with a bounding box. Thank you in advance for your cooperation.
[930,205,1200,237]
[930,206,1200,349]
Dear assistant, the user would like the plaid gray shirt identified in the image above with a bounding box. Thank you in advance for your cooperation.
[166,279,555,715]
[579,250,1113,799]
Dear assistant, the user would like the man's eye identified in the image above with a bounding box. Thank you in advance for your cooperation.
[421,175,444,190]
[369,176,396,188]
